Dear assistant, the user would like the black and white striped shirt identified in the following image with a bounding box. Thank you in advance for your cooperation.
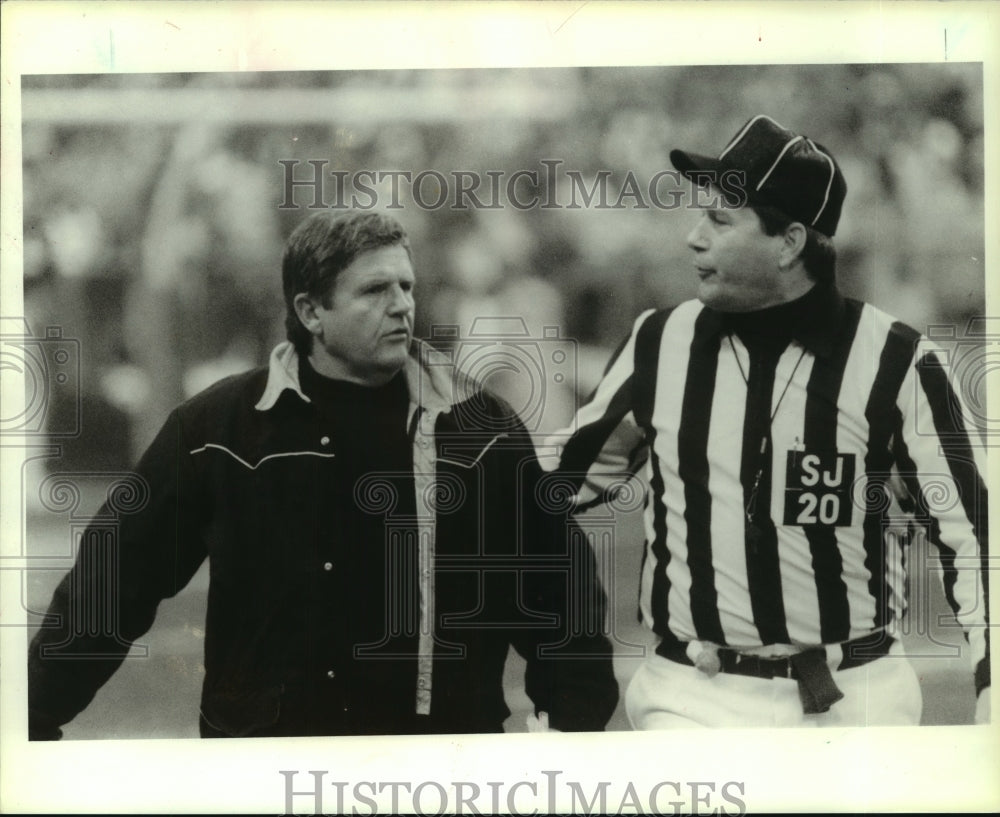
[552,285,989,692]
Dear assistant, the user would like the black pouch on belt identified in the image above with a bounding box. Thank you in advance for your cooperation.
[789,648,845,714]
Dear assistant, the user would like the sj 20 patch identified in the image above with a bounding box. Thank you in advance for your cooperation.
[783,450,856,527]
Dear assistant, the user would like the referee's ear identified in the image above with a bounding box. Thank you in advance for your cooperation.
[778,221,808,270]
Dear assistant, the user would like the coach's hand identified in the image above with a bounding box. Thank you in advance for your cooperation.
[974,688,990,725]
[526,711,561,732]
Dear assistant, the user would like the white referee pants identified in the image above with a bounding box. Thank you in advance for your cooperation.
[625,640,922,729]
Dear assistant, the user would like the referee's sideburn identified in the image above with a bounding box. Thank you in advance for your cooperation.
[549,114,990,729]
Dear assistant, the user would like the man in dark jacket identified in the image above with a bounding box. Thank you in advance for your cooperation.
[28,210,618,739]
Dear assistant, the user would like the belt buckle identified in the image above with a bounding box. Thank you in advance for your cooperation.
[760,654,794,680]
[745,654,773,679]
[731,649,800,680]
[781,658,794,679]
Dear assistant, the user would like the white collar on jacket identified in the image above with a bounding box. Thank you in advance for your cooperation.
[254,340,464,415]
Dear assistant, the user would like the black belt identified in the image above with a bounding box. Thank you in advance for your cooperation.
[656,632,895,714]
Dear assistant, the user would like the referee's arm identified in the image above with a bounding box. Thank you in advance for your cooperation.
[546,310,655,510]
[894,344,990,722]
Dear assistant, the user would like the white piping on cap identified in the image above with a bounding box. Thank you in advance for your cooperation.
[806,138,837,227]
[719,114,785,159]
[756,135,804,191]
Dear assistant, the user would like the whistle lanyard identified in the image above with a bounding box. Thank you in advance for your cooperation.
[727,334,808,525]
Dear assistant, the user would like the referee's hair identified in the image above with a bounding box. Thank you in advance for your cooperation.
[751,204,837,286]
[282,210,413,357]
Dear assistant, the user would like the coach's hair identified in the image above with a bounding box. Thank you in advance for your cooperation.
[283,210,412,356]
[751,204,836,286]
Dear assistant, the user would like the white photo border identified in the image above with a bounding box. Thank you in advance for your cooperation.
[1,1,998,813]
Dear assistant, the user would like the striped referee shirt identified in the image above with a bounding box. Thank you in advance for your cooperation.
[552,284,990,693]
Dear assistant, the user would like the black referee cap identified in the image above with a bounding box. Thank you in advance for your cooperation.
[670,115,847,237]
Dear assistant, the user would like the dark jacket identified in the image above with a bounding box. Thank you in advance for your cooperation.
[28,341,619,738]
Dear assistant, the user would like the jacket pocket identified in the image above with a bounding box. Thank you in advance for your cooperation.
[200,683,283,737]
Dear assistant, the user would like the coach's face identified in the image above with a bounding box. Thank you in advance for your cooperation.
[298,245,415,385]
[686,203,787,312]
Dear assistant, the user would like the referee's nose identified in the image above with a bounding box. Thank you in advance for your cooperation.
[686,214,709,252]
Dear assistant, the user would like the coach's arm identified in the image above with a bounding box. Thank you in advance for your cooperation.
[28,409,209,739]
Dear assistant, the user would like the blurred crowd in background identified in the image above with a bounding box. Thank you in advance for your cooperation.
[19,63,986,468]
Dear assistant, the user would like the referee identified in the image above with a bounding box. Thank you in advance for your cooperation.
[550,115,990,728]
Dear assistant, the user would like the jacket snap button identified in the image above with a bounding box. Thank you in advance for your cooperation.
[323,562,333,571]
[320,436,331,446]
[326,669,336,679]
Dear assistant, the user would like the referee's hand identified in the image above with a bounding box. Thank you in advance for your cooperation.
[974,689,990,725]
